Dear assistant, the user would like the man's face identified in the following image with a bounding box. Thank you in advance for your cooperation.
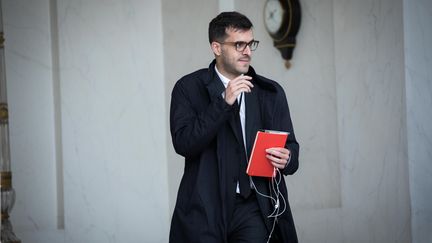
[216,28,254,79]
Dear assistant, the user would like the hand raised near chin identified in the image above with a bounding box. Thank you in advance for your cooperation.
[224,75,254,105]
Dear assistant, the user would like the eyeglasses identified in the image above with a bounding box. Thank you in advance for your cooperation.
[219,40,259,52]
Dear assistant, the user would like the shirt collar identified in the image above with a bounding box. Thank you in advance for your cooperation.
[214,65,230,88]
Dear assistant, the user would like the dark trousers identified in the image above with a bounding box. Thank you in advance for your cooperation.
[228,193,270,243]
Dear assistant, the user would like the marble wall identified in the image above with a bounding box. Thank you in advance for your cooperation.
[332,0,410,241]
[56,0,170,242]
[2,0,430,242]
[3,0,59,237]
[4,0,170,242]
[404,0,432,241]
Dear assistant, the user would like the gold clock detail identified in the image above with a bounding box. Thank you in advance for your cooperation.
[264,0,301,68]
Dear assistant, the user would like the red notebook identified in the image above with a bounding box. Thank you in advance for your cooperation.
[246,130,289,177]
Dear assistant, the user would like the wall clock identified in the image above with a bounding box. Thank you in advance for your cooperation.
[264,0,301,68]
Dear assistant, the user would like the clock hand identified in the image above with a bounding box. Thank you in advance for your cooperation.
[267,9,277,22]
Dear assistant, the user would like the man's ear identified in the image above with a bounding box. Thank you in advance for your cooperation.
[211,41,221,56]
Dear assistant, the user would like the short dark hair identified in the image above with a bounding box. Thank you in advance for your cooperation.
[208,11,253,44]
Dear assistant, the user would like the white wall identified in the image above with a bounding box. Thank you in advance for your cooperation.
[4,0,170,242]
[332,0,410,241]
[404,0,432,242]
[57,0,170,242]
[2,0,431,242]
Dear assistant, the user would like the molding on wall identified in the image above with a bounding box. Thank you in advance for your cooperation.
[49,0,64,230]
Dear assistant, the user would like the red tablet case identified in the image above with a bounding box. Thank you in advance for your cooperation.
[246,130,289,177]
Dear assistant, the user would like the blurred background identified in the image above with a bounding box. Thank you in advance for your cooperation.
[0,0,431,242]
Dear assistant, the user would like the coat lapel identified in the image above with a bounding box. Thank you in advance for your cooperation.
[245,86,261,158]
[205,71,225,102]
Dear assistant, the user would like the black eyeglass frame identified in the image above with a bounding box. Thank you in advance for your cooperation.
[219,40,260,52]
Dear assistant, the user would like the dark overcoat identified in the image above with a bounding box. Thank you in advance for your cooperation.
[169,60,299,243]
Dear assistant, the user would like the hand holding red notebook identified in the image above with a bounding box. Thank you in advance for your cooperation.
[246,130,289,177]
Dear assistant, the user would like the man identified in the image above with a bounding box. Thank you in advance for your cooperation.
[169,12,299,243]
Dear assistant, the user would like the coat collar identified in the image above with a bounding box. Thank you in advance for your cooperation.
[201,59,277,93]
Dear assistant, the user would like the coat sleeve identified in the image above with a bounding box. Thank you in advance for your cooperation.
[273,87,300,175]
[170,80,235,158]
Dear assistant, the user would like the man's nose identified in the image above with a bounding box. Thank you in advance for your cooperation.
[242,45,252,55]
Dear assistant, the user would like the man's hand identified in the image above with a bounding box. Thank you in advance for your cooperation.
[224,75,254,105]
[266,147,291,169]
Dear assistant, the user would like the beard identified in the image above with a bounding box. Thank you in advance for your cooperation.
[220,54,250,77]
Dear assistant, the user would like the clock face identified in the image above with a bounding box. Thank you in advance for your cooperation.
[264,0,284,35]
